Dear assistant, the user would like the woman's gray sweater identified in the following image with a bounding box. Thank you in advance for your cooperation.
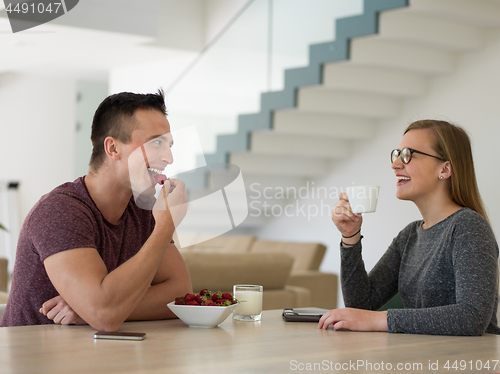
[340,207,500,335]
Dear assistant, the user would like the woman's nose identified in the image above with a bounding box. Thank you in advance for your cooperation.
[391,156,403,170]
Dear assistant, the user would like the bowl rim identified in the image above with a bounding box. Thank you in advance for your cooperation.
[167,301,237,308]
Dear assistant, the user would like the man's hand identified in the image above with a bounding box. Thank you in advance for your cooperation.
[153,178,188,229]
[318,308,388,332]
[39,296,87,326]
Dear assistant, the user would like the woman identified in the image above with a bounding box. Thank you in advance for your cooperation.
[319,120,500,335]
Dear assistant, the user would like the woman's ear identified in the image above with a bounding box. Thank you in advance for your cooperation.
[439,161,452,180]
[103,136,120,160]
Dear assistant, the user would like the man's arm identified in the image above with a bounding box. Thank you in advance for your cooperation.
[42,180,190,331]
[126,241,192,321]
[41,241,192,324]
[43,227,169,331]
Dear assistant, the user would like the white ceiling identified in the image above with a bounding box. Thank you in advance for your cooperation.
[1,0,159,36]
[0,0,197,81]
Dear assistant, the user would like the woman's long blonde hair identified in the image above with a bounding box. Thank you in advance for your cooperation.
[405,120,489,222]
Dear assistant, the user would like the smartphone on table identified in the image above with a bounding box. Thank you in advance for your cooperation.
[282,309,328,322]
[94,331,146,341]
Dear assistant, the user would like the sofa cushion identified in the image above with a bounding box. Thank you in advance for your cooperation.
[262,286,311,310]
[287,271,337,309]
[182,252,294,292]
[0,257,7,292]
[175,232,255,254]
[249,240,326,271]
[0,291,8,304]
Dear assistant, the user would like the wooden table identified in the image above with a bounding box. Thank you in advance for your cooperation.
[1,309,500,373]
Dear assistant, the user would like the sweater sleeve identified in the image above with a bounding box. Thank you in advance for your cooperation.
[340,227,409,311]
[387,212,499,336]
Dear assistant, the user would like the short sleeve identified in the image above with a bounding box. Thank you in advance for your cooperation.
[27,193,98,261]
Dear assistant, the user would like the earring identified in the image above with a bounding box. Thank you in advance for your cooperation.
[439,176,444,180]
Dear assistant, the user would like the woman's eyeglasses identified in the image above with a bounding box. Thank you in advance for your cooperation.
[391,148,446,164]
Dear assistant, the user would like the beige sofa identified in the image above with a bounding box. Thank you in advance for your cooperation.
[0,257,8,304]
[176,233,337,311]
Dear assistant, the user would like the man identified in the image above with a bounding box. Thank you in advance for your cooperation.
[1,90,192,331]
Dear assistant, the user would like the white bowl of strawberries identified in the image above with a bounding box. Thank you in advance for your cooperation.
[168,289,238,328]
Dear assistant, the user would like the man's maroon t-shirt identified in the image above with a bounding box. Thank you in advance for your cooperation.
[1,177,156,327]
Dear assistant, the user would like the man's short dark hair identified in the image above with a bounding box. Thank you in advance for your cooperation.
[89,89,167,170]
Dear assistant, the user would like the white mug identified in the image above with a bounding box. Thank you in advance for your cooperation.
[345,185,380,214]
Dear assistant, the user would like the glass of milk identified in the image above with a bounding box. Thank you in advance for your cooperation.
[233,285,263,321]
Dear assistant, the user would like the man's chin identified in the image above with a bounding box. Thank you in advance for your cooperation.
[133,186,157,210]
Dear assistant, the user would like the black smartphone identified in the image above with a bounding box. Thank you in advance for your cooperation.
[94,331,146,341]
[282,308,328,322]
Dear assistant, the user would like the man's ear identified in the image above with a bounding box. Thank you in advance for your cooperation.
[103,136,120,160]
[440,161,452,180]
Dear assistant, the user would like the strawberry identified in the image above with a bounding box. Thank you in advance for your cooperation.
[174,297,185,305]
[177,289,234,307]
[211,291,222,301]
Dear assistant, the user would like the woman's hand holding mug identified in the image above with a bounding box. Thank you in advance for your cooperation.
[332,192,362,246]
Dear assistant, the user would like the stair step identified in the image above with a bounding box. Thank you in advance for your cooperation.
[251,131,351,159]
[409,0,500,27]
[378,9,484,51]
[322,62,427,97]
[350,36,455,74]
[273,110,376,139]
[229,152,332,177]
[297,87,400,118]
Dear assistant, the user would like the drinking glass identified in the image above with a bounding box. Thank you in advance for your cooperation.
[233,284,263,321]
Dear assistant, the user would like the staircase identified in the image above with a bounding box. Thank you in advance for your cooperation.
[182,0,500,232]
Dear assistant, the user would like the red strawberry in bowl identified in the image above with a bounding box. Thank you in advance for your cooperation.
[172,290,237,307]
[202,300,217,306]
[211,291,222,302]
[175,297,186,305]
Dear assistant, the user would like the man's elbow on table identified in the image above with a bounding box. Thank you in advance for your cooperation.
[80,304,126,332]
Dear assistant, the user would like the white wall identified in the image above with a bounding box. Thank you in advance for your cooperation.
[75,81,109,179]
[254,30,500,308]
[157,0,205,51]
[204,0,250,43]
[0,73,76,223]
